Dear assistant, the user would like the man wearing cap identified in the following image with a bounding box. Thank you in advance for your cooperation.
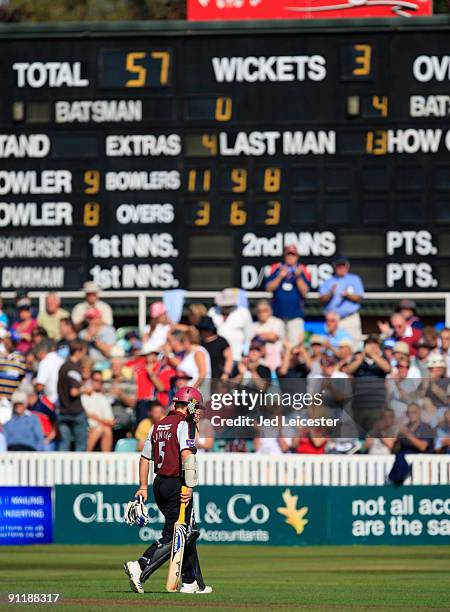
[264,245,311,346]
[337,338,354,370]
[72,281,113,328]
[319,257,364,345]
[4,391,44,451]
[414,338,432,377]
[208,288,253,363]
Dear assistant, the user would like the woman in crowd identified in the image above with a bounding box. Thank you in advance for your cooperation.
[11,300,37,354]
[167,330,211,392]
[142,301,172,350]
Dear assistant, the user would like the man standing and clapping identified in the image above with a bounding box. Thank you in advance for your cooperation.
[265,245,311,346]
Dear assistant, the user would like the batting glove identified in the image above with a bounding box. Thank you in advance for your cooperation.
[125,495,149,526]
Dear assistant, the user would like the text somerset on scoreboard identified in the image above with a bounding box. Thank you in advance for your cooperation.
[0,25,449,292]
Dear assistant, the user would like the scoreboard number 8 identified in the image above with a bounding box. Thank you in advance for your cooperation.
[84,202,100,226]
[264,168,281,192]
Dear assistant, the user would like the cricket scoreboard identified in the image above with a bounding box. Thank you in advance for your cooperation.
[0,19,449,293]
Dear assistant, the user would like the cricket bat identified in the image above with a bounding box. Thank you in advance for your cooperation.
[166,485,188,592]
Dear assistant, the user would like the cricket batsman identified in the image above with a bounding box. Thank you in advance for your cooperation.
[123,386,212,594]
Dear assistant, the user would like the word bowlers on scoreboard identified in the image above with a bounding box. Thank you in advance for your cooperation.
[0,20,449,294]
[166,486,188,592]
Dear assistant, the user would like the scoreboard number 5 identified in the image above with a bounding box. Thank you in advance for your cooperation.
[125,51,170,87]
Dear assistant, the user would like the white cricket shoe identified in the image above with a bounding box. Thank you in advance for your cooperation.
[180,580,213,594]
[123,561,144,594]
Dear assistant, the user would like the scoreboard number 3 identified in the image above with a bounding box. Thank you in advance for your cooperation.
[341,43,374,81]
[194,201,211,226]
[352,44,371,76]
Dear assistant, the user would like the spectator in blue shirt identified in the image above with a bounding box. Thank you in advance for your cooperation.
[4,390,44,451]
[264,244,311,346]
[323,311,354,351]
[319,256,364,346]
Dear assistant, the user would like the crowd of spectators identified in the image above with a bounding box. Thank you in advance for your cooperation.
[0,255,449,457]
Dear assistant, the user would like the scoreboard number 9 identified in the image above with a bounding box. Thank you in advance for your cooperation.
[84,170,100,194]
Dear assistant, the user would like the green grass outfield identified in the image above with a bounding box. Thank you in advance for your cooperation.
[0,545,449,612]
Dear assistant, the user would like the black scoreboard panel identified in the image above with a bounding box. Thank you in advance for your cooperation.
[0,20,450,293]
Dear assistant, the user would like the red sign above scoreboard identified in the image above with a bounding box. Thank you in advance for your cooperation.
[187,0,432,20]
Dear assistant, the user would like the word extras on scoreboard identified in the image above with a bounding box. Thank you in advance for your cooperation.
[0,24,449,292]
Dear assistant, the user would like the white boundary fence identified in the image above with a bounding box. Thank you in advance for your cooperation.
[0,452,449,487]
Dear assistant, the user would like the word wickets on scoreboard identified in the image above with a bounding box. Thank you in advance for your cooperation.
[0,22,449,293]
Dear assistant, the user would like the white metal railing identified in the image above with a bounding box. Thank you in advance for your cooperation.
[0,290,449,331]
[0,452,449,487]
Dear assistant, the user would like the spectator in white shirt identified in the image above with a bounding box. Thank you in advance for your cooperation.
[34,338,64,404]
[72,281,113,328]
[252,300,284,372]
[142,301,172,350]
[392,342,422,379]
[208,288,253,363]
